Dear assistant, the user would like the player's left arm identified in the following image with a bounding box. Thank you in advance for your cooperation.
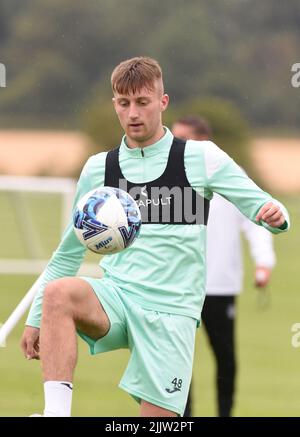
[203,141,290,234]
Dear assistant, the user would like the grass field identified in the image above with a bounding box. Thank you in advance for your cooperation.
[0,194,299,417]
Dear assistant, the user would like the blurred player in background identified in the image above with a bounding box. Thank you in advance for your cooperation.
[172,116,276,417]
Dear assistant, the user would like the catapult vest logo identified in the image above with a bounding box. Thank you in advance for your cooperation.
[0,63,6,88]
[118,179,206,224]
[135,185,172,208]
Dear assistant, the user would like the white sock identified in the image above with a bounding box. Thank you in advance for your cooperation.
[43,381,73,417]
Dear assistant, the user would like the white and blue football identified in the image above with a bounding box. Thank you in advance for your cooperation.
[73,186,141,254]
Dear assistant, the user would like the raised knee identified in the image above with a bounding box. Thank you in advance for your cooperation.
[43,279,73,314]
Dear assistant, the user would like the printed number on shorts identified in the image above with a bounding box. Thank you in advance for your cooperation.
[171,378,182,389]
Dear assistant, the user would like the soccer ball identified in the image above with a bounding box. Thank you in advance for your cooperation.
[73,186,142,254]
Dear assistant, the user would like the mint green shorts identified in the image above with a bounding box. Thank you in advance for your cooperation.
[78,276,197,416]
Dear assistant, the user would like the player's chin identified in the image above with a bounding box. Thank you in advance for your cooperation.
[128,132,148,143]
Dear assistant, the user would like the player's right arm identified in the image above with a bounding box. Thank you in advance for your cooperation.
[21,158,94,351]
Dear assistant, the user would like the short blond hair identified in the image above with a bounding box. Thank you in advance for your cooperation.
[111,56,163,95]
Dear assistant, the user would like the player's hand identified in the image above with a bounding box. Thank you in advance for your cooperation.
[256,202,285,228]
[20,326,40,360]
[255,266,272,288]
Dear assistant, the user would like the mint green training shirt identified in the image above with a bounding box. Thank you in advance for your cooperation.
[26,128,290,327]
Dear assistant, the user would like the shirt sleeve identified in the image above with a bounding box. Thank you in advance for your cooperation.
[203,141,290,234]
[26,159,93,328]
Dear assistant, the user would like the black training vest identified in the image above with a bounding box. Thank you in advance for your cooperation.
[104,137,209,225]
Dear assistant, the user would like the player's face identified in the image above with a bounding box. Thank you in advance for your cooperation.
[113,80,169,148]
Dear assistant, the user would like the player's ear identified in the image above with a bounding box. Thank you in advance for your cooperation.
[112,97,118,114]
[161,94,169,112]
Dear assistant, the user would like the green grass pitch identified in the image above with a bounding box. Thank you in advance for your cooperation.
[0,195,299,416]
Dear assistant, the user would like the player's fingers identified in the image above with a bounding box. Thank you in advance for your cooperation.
[265,213,282,224]
[31,349,40,360]
[263,208,284,225]
[20,337,28,357]
[261,205,280,221]
[33,340,40,359]
[255,202,273,221]
[266,216,285,228]
[256,203,285,228]
[24,338,37,360]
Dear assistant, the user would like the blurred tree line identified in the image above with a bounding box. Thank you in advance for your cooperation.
[0,0,299,128]
[0,0,299,179]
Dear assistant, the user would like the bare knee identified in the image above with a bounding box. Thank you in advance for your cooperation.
[43,278,74,317]
[42,278,109,339]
